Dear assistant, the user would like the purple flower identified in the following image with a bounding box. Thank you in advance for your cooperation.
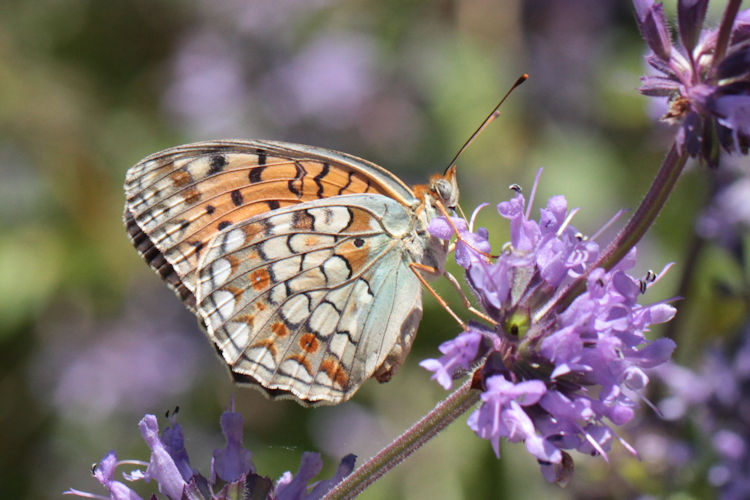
[650,327,750,498]
[419,329,485,390]
[697,165,750,249]
[635,0,750,165]
[421,174,677,483]
[64,451,144,500]
[66,406,355,500]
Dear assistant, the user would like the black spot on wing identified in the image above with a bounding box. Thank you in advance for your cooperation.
[249,166,264,184]
[208,154,227,174]
[249,149,266,184]
[190,240,205,256]
[231,189,244,206]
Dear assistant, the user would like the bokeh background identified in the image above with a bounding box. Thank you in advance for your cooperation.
[1,0,748,498]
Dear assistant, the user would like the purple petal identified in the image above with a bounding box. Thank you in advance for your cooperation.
[538,195,568,234]
[455,227,490,269]
[93,451,119,486]
[212,411,254,483]
[307,454,356,499]
[677,0,709,52]
[427,216,466,240]
[639,75,681,96]
[160,418,193,482]
[634,337,677,368]
[633,0,672,60]
[275,452,323,500]
[717,44,750,80]
[711,94,750,137]
[420,330,483,390]
[139,415,186,500]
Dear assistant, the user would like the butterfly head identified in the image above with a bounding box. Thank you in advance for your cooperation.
[429,164,459,212]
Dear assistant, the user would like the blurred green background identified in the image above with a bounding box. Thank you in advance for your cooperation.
[1,0,745,498]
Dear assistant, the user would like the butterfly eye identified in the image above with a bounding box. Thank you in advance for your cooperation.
[434,179,454,206]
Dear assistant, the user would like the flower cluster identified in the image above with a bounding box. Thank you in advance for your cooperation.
[648,326,750,498]
[635,0,750,166]
[421,179,677,483]
[65,407,355,500]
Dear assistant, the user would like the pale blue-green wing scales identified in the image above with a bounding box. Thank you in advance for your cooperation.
[194,194,423,405]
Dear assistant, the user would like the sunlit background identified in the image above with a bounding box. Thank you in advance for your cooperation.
[1,0,747,498]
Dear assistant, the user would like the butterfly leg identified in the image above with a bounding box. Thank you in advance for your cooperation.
[441,270,499,326]
[409,262,466,329]
[410,263,499,328]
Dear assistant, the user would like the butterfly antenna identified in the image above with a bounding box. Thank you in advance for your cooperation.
[444,73,528,174]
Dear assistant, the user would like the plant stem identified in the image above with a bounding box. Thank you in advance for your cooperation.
[598,142,689,270]
[322,379,480,500]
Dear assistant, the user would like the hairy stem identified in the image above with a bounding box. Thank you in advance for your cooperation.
[323,379,480,500]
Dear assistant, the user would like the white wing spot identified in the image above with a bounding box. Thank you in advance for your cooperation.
[269,283,287,305]
[222,228,246,252]
[287,268,326,293]
[288,233,336,253]
[222,322,250,363]
[239,345,276,373]
[339,280,373,334]
[270,255,302,283]
[260,236,294,260]
[212,289,236,320]
[309,302,340,337]
[281,294,311,325]
[185,156,211,178]
[209,258,233,286]
[265,213,295,235]
[323,255,350,283]
[302,248,333,270]
[308,206,350,233]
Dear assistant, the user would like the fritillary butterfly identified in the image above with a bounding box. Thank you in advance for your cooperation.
[124,140,458,405]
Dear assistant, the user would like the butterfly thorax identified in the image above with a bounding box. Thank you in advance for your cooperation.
[409,164,459,276]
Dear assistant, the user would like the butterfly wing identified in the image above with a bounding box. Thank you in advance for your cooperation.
[195,194,423,404]
[124,140,417,312]
[124,140,428,404]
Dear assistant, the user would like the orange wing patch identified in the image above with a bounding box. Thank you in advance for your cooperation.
[299,333,320,353]
[321,358,350,388]
[335,238,370,274]
[271,321,289,337]
[249,269,271,291]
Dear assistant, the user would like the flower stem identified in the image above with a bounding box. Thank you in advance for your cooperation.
[536,141,689,320]
[597,142,688,270]
[322,379,480,500]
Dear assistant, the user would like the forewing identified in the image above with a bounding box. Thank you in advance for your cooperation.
[124,140,415,311]
[195,194,423,405]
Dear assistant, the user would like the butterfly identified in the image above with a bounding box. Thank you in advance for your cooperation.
[124,140,459,405]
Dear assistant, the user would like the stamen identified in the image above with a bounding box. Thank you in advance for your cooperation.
[555,207,581,238]
[469,203,490,232]
[525,167,544,220]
